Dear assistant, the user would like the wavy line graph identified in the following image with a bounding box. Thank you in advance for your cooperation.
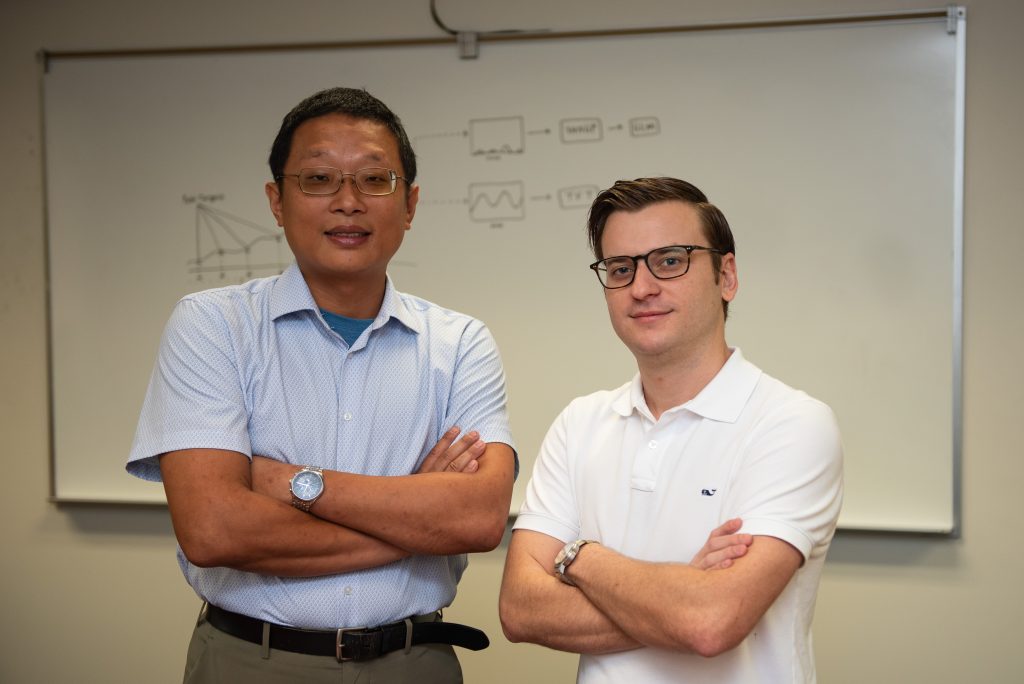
[187,203,290,281]
[468,182,525,222]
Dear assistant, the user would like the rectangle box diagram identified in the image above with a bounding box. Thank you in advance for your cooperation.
[558,185,601,209]
[470,116,525,156]
[629,116,660,137]
[560,117,603,143]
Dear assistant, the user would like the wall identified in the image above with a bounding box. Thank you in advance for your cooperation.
[1,1,1021,682]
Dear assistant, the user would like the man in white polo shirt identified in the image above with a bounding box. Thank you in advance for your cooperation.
[499,177,843,683]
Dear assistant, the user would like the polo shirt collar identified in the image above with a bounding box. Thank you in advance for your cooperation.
[613,348,761,424]
[269,264,421,334]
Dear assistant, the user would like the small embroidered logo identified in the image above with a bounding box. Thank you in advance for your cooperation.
[700,488,717,496]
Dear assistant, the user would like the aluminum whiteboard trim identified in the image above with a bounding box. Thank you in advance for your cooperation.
[40,8,950,64]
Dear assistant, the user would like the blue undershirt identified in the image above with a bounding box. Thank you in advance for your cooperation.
[320,308,374,346]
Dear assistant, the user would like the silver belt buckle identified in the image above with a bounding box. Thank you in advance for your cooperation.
[335,627,365,662]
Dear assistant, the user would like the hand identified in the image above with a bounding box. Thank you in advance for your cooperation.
[417,426,486,475]
[690,518,753,571]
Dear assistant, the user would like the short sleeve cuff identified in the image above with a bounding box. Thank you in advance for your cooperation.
[512,510,579,545]
[739,517,815,560]
[126,430,253,483]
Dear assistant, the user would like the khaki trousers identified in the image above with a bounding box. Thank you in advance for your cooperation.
[184,609,463,684]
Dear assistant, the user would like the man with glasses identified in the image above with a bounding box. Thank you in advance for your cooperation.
[127,87,516,683]
[499,177,843,682]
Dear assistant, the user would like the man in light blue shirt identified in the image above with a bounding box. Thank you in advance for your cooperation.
[128,87,516,683]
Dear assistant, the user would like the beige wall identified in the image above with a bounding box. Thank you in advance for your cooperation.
[2,1,1022,681]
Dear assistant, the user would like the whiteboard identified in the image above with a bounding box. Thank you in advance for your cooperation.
[44,13,964,532]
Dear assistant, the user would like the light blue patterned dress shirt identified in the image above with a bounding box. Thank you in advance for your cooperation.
[127,264,515,629]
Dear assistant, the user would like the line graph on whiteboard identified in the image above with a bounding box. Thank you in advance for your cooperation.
[186,202,292,282]
[468,181,526,222]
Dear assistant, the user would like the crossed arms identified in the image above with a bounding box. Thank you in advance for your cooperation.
[161,427,515,578]
[498,522,801,657]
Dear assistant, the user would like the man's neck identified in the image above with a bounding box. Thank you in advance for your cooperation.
[637,342,731,420]
[303,270,387,319]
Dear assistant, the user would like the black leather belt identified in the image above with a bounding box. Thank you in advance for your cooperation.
[205,604,489,662]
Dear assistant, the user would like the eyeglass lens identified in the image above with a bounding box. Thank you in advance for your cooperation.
[598,246,691,288]
[297,167,397,196]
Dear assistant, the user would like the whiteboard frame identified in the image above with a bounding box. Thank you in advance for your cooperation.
[40,7,966,538]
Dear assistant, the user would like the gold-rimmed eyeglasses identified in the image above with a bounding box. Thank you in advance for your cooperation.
[275,166,408,196]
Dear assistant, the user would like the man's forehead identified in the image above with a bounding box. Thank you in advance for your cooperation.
[289,115,399,161]
[605,201,703,240]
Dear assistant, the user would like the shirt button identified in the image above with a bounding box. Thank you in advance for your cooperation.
[344,586,353,596]
[343,412,353,421]
[648,440,658,449]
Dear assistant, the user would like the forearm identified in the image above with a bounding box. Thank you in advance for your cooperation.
[321,460,512,554]
[500,564,639,654]
[499,531,639,654]
[568,544,720,654]
[254,444,515,555]
[162,449,409,577]
[183,491,410,577]
[569,538,800,656]
[500,522,764,656]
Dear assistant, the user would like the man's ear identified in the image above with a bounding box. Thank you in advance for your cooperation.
[720,253,739,303]
[403,183,420,231]
[265,181,284,227]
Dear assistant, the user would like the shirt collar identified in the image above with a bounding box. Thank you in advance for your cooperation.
[612,348,761,424]
[270,264,319,319]
[369,275,421,335]
[269,264,421,335]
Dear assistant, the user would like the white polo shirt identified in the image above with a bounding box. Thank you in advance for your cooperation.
[514,348,843,683]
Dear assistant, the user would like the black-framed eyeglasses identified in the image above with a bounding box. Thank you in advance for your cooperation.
[589,244,727,289]
[275,166,408,196]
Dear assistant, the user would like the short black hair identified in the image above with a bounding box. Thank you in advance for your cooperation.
[268,87,417,186]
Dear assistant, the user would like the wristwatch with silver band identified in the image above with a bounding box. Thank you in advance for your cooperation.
[554,539,596,586]
[289,466,324,512]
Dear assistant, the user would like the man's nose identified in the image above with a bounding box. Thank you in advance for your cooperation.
[629,259,661,297]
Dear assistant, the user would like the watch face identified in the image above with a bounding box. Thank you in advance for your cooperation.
[292,470,324,502]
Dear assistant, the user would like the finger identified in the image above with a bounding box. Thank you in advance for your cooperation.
[451,430,481,453]
[704,532,754,553]
[445,456,480,474]
[699,543,750,570]
[418,426,462,473]
[709,518,743,538]
[445,438,485,473]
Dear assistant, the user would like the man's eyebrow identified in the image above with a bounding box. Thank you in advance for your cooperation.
[299,149,388,163]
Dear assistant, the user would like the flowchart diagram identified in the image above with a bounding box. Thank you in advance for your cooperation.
[416,113,663,225]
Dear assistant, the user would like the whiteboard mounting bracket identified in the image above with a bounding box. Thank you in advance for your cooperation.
[946,5,964,35]
[457,32,479,59]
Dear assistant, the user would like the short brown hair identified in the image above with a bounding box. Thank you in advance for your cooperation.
[587,177,736,318]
